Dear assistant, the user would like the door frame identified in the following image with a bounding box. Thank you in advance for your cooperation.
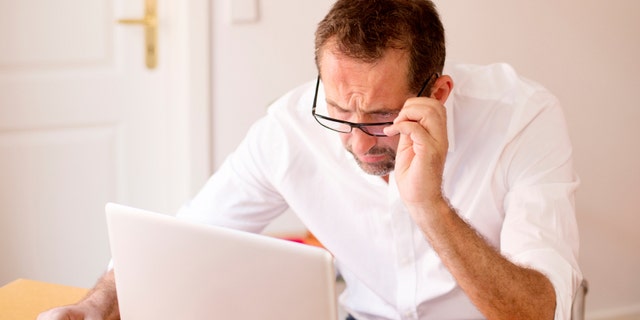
[166,0,211,209]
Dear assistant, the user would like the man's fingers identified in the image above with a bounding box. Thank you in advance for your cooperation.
[387,97,447,143]
[394,97,446,124]
[385,120,425,138]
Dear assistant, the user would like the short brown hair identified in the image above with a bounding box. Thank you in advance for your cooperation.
[315,0,446,93]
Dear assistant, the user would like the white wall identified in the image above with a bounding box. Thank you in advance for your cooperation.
[211,0,334,167]
[211,1,640,318]
[436,1,640,318]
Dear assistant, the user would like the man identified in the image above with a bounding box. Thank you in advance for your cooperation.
[39,0,581,319]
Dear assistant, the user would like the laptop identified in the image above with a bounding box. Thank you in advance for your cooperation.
[105,203,338,320]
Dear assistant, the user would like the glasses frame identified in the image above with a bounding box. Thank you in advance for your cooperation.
[311,73,439,137]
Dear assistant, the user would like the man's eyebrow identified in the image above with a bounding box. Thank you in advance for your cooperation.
[325,99,343,109]
[325,98,399,114]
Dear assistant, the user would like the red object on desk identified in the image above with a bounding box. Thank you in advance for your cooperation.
[280,231,325,248]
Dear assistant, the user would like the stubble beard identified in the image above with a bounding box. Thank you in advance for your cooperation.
[347,146,396,177]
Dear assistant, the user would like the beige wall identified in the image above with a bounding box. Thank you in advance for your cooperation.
[211,1,640,318]
[436,1,640,318]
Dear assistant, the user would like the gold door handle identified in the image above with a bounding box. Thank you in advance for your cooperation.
[117,0,157,69]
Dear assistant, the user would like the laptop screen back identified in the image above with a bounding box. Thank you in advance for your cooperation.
[106,203,338,320]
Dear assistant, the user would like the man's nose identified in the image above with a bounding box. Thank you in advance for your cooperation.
[348,127,378,155]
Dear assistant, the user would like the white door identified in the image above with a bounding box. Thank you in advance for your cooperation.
[0,0,210,287]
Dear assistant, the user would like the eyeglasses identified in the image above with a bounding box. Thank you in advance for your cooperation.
[311,73,438,137]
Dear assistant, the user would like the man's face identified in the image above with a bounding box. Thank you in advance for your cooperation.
[318,47,413,177]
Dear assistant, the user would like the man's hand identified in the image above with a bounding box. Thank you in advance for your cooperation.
[384,95,449,221]
[37,304,104,320]
[37,270,119,320]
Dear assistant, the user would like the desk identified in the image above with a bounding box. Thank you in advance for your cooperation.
[1,278,347,320]
[0,279,88,320]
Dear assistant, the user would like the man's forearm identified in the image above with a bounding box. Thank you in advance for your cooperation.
[411,199,556,320]
[82,269,120,319]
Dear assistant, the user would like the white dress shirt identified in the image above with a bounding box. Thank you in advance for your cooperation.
[177,63,582,320]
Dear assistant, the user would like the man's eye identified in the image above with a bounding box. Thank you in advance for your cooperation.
[330,106,351,116]
[375,112,397,120]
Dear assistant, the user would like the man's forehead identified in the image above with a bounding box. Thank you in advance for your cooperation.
[321,81,410,115]
[318,43,410,76]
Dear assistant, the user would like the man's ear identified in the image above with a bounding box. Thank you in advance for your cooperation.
[431,75,454,104]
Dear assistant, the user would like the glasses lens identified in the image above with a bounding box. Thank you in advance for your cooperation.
[359,124,390,136]
[314,114,352,133]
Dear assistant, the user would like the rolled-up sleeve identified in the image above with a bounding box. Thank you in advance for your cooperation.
[502,182,582,320]
[499,91,582,319]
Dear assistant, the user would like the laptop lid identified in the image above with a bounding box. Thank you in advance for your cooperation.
[106,203,338,320]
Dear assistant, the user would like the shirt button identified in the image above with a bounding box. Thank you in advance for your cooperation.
[403,310,418,319]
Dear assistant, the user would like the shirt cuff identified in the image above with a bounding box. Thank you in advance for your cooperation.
[511,248,583,320]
